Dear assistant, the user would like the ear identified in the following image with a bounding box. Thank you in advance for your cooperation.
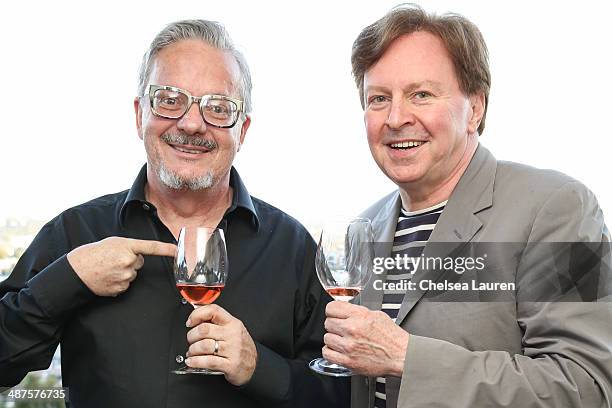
[467,92,485,135]
[236,114,251,152]
[134,97,144,140]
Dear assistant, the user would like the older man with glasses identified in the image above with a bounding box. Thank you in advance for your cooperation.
[0,20,348,408]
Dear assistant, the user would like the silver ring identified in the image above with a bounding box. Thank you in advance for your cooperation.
[213,340,219,356]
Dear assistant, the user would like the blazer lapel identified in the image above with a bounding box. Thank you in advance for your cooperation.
[394,144,497,326]
[359,192,401,311]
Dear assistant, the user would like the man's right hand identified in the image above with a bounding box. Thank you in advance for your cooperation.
[67,237,177,297]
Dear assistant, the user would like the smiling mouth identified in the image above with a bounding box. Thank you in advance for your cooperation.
[388,140,427,150]
[168,143,212,155]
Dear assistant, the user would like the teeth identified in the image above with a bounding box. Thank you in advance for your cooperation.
[390,141,425,148]
[173,145,205,154]
[178,148,201,154]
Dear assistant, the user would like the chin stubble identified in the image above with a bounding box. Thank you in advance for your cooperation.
[158,164,214,191]
[156,133,217,191]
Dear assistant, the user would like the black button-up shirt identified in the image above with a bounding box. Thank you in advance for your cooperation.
[0,165,348,407]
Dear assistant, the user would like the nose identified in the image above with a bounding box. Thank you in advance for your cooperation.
[385,98,416,130]
[176,102,207,135]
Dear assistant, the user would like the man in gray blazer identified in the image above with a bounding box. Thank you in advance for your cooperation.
[322,4,612,407]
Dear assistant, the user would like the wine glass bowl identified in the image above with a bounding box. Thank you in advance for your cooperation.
[173,226,227,375]
[315,218,373,301]
[309,217,374,377]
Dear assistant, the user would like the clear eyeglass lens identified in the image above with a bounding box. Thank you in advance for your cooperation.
[152,89,189,118]
[151,88,239,126]
[202,98,237,126]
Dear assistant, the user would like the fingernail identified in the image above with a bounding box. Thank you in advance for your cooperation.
[185,358,191,366]
[186,318,192,327]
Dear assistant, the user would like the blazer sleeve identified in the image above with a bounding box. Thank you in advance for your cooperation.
[396,181,612,407]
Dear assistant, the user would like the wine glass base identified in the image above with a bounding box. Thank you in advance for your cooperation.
[309,358,354,377]
[172,365,224,375]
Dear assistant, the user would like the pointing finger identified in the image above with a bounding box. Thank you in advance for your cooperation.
[127,239,177,257]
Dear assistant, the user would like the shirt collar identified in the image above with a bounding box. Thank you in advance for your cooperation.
[122,164,148,206]
[120,164,260,231]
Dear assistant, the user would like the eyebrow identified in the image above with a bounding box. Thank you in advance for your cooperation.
[365,81,444,95]
[153,84,236,98]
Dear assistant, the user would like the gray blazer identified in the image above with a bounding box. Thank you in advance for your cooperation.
[352,144,612,407]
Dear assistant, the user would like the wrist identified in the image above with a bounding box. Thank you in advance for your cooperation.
[390,332,409,377]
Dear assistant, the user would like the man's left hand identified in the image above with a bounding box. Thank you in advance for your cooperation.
[323,301,409,378]
[185,304,257,386]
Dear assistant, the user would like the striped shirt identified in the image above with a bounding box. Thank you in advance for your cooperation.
[374,201,446,408]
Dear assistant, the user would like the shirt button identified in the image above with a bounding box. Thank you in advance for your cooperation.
[176,355,184,363]
[142,203,150,211]
[181,298,188,305]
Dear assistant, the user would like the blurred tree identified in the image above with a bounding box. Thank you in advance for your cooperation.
[0,243,10,259]
[14,247,26,259]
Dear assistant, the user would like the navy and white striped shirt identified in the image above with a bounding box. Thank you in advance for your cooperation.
[374,201,446,408]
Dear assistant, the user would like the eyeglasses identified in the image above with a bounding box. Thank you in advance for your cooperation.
[147,84,244,128]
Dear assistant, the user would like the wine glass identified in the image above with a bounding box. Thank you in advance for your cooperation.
[172,226,227,375]
[309,217,374,377]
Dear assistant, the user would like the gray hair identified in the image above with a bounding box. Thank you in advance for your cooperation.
[137,19,252,114]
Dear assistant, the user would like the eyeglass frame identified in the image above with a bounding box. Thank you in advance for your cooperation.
[146,84,245,129]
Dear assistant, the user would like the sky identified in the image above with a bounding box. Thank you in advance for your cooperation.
[1,0,611,229]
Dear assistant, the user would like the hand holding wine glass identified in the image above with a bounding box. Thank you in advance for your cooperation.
[174,226,258,384]
[173,226,227,375]
[184,302,258,386]
[309,217,374,377]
